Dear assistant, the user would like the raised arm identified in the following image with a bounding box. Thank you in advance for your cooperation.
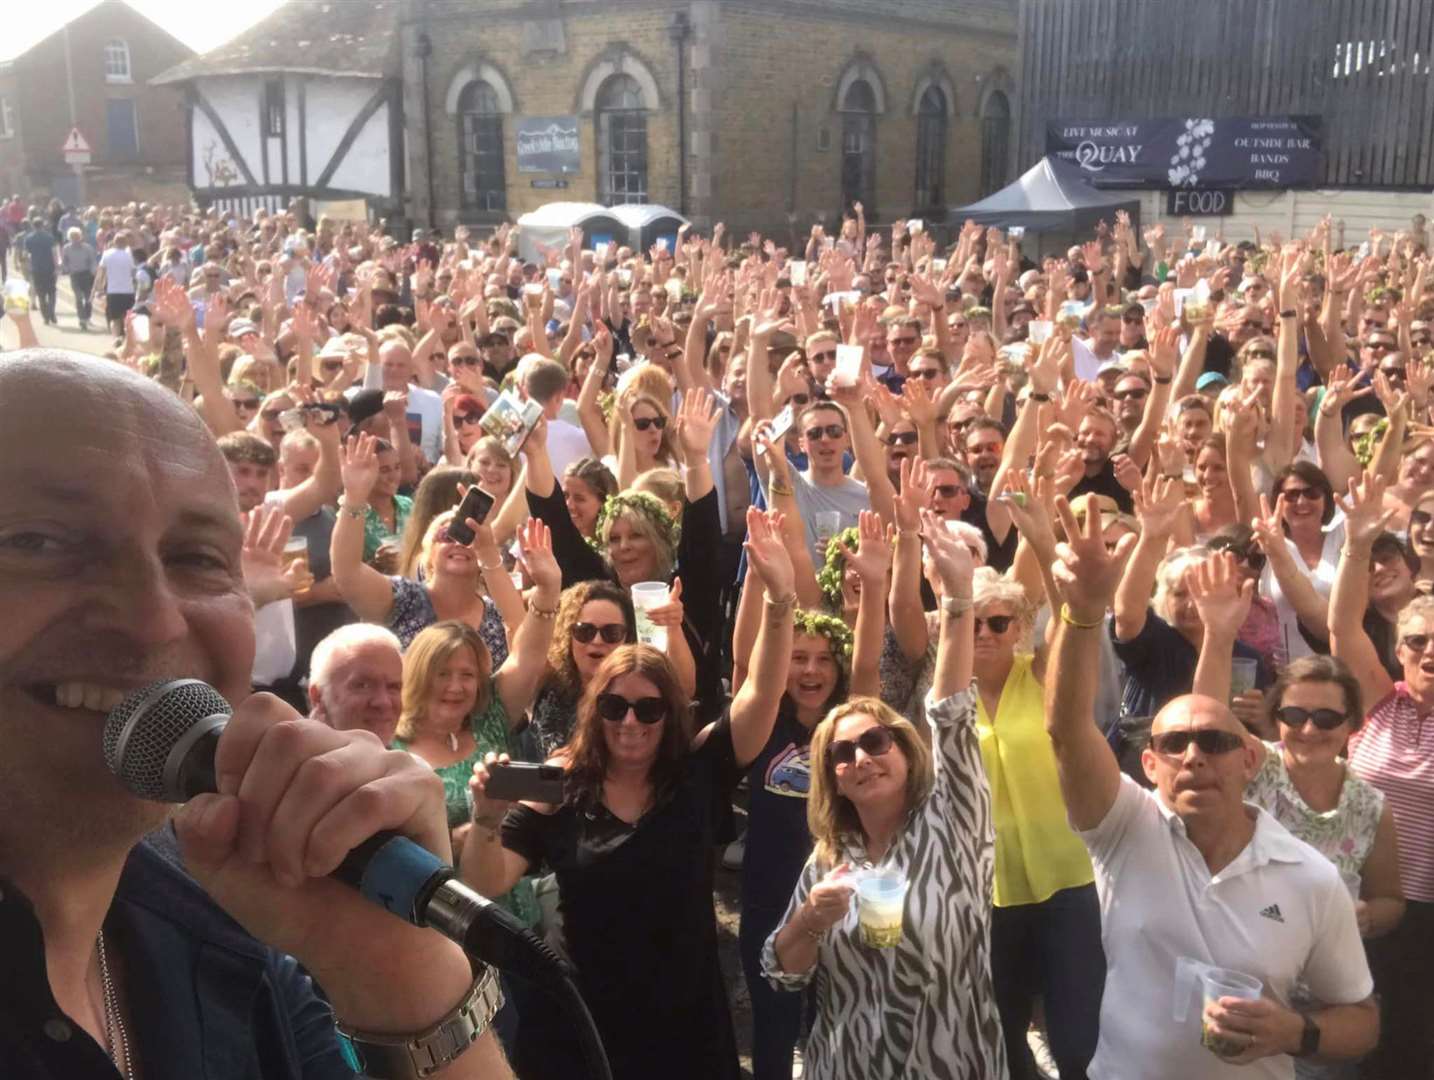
[674,388,716,503]
[1189,552,1255,703]
[922,508,975,700]
[330,433,400,621]
[1114,472,1184,641]
[1043,496,1134,829]
[722,509,796,767]
[492,518,562,722]
[843,510,892,697]
[1251,492,1331,640]
[890,458,932,662]
[753,422,823,608]
[828,375,896,526]
[1263,252,1303,473]
[1128,327,1178,470]
[1314,367,1372,491]
[1329,471,1398,710]
[280,411,343,522]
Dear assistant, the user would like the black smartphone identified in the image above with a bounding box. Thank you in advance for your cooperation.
[444,486,496,546]
[484,762,565,804]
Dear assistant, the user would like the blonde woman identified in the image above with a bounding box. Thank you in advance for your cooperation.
[763,511,1005,1079]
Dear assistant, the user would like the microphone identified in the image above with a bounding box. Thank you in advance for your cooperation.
[102,679,566,985]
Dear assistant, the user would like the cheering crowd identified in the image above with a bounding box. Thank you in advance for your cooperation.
[2,195,1432,1080]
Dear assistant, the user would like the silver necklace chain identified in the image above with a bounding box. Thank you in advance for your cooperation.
[96,929,133,1080]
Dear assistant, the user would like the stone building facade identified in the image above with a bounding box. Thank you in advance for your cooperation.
[404,0,1018,235]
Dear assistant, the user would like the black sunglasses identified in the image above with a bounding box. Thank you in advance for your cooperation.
[805,424,847,442]
[1122,314,1144,325]
[321,359,345,371]
[974,614,1014,635]
[910,368,943,381]
[1114,387,1148,401]
[232,398,260,410]
[572,621,629,645]
[595,693,666,725]
[1369,341,1396,353]
[633,415,667,432]
[1208,539,1267,571]
[786,393,811,407]
[884,431,918,446]
[1245,349,1276,361]
[1274,706,1348,731]
[809,350,837,363]
[1401,634,1434,653]
[829,725,895,768]
[933,484,966,499]
[1410,510,1433,529]
[1150,729,1245,756]
[1279,487,1324,503]
[451,355,481,367]
[1380,366,1407,379]
[890,335,919,346]
[456,412,484,426]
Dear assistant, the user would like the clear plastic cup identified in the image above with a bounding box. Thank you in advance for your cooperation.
[1229,658,1258,700]
[630,581,669,652]
[814,511,842,554]
[856,871,909,949]
[1027,319,1053,345]
[281,536,309,578]
[1200,968,1263,1058]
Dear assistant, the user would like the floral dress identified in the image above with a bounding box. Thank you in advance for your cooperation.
[386,576,508,668]
[1245,741,1384,882]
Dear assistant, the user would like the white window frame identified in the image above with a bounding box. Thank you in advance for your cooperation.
[104,40,132,84]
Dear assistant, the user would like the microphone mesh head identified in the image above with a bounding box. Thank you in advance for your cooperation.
[103,679,232,800]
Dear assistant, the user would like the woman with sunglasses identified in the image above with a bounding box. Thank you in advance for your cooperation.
[763,511,1005,1080]
[441,392,487,462]
[1407,490,1434,588]
[1205,523,1283,670]
[604,392,681,490]
[462,509,798,1080]
[395,464,471,579]
[332,434,520,665]
[1328,471,1434,1080]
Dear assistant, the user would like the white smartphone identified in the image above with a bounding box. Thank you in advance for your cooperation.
[932,258,948,273]
[908,219,925,233]
[788,260,808,287]
[546,267,563,290]
[769,403,796,441]
[1173,287,1194,318]
[833,344,864,388]
[1009,226,1026,239]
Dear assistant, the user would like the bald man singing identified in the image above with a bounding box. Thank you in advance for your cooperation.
[0,351,510,1079]
[1041,496,1378,1080]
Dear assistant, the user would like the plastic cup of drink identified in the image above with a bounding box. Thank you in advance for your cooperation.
[1200,968,1263,1058]
[282,536,309,577]
[856,871,909,949]
[1229,658,1258,699]
[814,511,842,552]
[630,581,669,651]
[1027,319,1052,345]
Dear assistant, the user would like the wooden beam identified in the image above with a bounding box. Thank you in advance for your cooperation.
[298,78,307,186]
[191,88,257,186]
[314,83,390,190]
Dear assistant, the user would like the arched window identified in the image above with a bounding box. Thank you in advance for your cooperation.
[596,75,647,206]
[914,86,947,211]
[104,39,132,83]
[458,81,506,213]
[980,91,1012,196]
[840,79,877,215]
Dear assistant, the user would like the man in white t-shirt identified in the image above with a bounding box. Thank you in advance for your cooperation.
[520,354,591,477]
[1072,306,1123,382]
[361,340,443,465]
[1042,502,1378,1080]
[95,231,137,337]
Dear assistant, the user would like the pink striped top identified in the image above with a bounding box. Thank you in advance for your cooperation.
[1349,684,1434,903]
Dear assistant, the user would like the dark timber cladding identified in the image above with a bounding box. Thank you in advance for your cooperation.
[1016,0,1434,188]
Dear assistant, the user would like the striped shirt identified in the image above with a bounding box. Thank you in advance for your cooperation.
[1349,683,1434,902]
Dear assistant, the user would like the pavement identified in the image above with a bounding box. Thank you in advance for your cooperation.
[0,271,116,354]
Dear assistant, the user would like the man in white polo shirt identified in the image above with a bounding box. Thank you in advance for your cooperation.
[1041,498,1378,1079]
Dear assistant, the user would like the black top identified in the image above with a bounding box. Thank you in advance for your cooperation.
[528,480,726,714]
[1111,610,1273,721]
[502,718,743,1080]
[962,491,1019,573]
[1070,459,1135,513]
[0,829,351,1080]
[741,705,815,917]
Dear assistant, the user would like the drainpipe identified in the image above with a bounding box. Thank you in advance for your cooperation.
[668,11,690,215]
[415,28,435,228]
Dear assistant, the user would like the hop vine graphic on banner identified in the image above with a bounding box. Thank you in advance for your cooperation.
[1168,118,1216,187]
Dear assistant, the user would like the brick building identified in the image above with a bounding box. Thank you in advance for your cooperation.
[0,0,194,207]
[403,0,1019,235]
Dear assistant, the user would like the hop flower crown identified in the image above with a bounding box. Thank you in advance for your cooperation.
[792,608,853,661]
[587,491,679,553]
[816,526,860,610]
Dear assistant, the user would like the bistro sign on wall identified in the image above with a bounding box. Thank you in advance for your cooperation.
[516,116,582,174]
[1046,117,1322,189]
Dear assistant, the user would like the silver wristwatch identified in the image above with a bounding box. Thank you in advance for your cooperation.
[336,965,504,1079]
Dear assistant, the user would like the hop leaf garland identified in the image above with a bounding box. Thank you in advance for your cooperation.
[792,608,853,662]
[1352,418,1388,466]
[586,490,680,554]
[816,526,860,610]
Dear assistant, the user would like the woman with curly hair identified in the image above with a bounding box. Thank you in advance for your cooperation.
[462,509,798,1080]
[763,512,1005,1079]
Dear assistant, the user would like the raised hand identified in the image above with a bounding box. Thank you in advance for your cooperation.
[1336,470,1395,549]
[1051,495,1134,621]
[515,517,561,597]
[1136,471,1186,539]
[919,507,975,599]
[673,388,718,459]
[340,432,381,502]
[743,507,797,599]
[841,509,892,585]
[644,577,686,631]
[895,456,932,532]
[1250,492,1289,555]
[1189,551,1255,642]
[469,752,516,824]
[151,276,196,331]
[240,505,310,606]
[999,468,1057,553]
[900,376,941,428]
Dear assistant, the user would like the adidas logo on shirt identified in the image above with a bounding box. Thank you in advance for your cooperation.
[1258,903,1285,924]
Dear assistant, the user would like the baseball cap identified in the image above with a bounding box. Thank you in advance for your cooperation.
[1196,372,1230,392]
[1096,358,1127,378]
[228,318,259,339]
[347,388,385,426]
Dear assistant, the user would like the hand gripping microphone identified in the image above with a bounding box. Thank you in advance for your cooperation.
[101,679,563,985]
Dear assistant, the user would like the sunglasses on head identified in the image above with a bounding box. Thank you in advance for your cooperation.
[1275,706,1348,731]
[1209,539,1266,570]
[974,614,1014,635]
[633,415,667,432]
[1149,729,1245,756]
[1279,486,1323,503]
[1401,633,1434,653]
[884,431,918,446]
[595,692,667,725]
[572,621,629,645]
[805,424,847,442]
[829,725,895,768]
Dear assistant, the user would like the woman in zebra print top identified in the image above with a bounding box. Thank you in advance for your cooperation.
[762,509,1007,1079]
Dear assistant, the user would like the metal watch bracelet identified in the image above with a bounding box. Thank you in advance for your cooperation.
[336,965,503,1079]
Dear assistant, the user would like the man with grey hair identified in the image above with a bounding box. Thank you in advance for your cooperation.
[355,338,444,463]
[522,354,591,475]
[307,623,404,748]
